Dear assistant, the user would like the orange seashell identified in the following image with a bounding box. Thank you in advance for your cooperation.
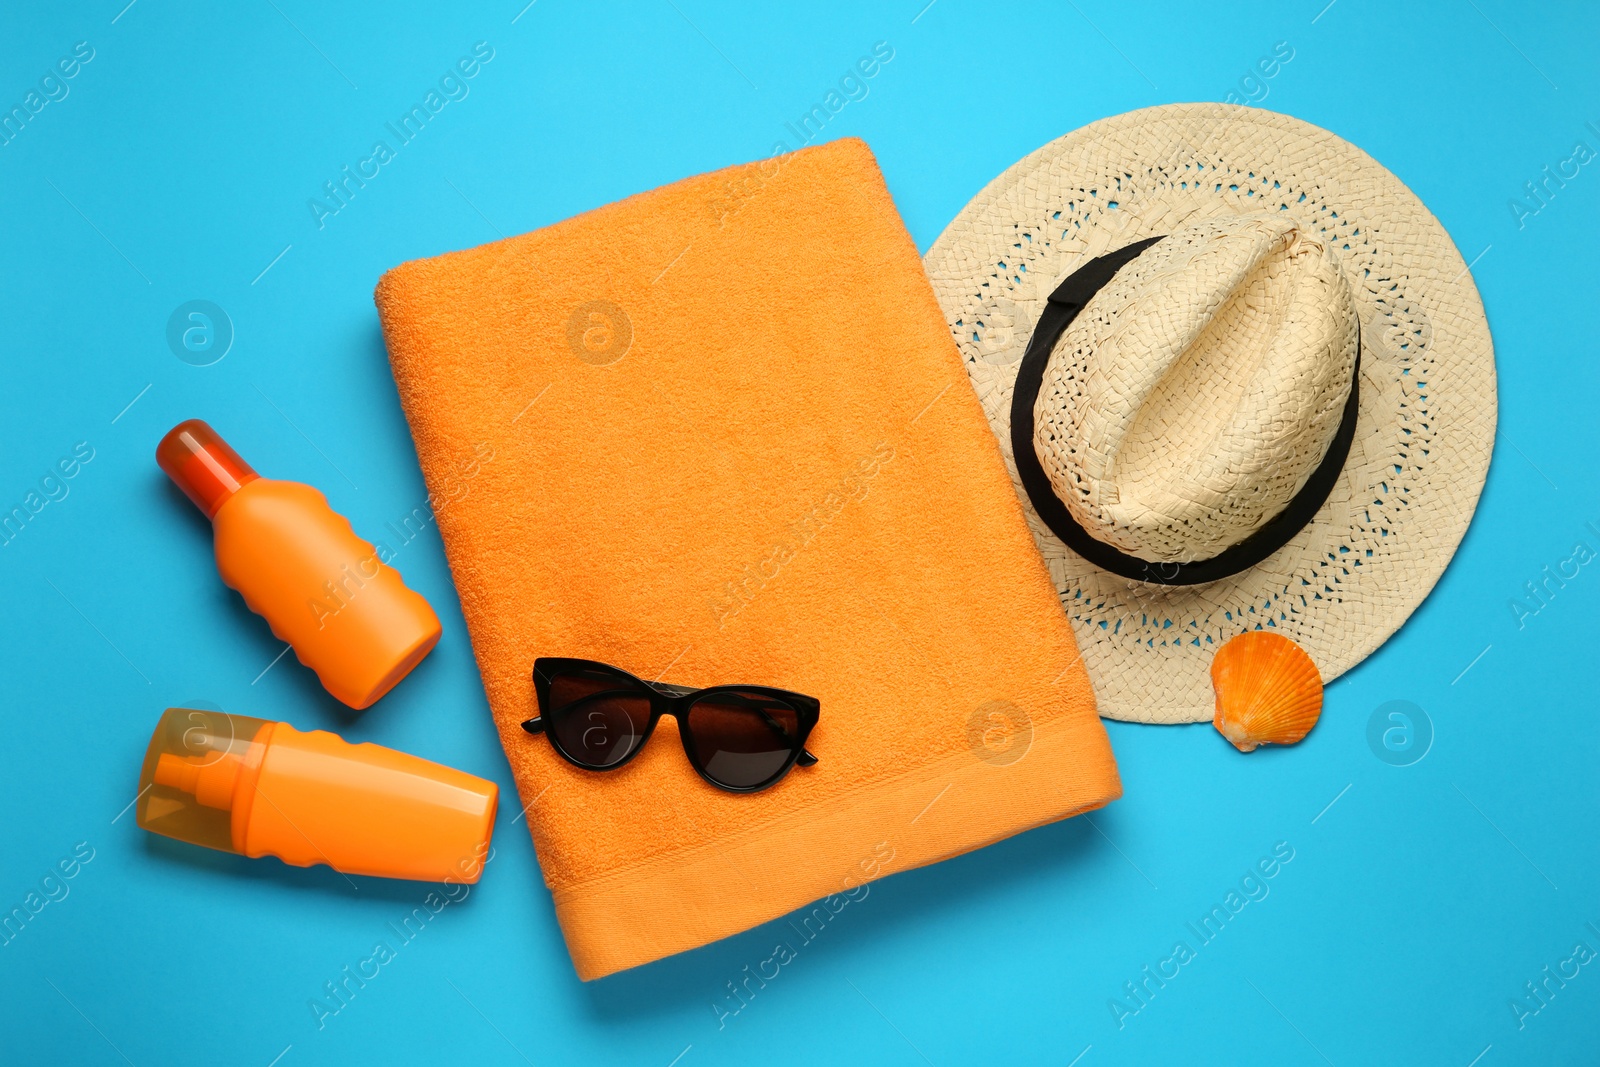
[1210,632,1323,752]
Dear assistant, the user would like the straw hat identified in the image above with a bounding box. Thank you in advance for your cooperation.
[924,104,1495,724]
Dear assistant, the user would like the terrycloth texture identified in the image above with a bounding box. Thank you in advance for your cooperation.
[375,137,1121,980]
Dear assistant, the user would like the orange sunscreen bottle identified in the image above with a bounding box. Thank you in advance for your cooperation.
[158,419,441,709]
[136,706,497,882]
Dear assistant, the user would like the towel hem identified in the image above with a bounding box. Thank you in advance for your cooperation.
[552,708,1120,980]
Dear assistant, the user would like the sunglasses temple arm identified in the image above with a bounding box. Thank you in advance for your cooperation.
[722,697,807,748]
[739,697,818,765]
[520,716,545,734]
[709,696,818,769]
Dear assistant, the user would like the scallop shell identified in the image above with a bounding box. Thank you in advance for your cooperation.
[1210,632,1323,752]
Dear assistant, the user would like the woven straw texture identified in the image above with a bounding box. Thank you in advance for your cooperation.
[1037,214,1358,561]
[924,104,1496,724]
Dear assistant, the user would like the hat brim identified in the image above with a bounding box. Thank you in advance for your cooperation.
[924,104,1496,724]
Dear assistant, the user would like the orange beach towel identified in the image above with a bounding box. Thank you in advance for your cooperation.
[375,137,1121,980]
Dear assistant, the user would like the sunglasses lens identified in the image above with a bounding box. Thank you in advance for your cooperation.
[686,690,801,790]
[545,667,652,768]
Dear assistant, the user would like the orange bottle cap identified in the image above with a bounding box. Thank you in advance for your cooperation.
[157,419,258,518]
[137,706,272,856]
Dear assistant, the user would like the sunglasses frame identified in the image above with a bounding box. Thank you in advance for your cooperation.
[523,657,820,793]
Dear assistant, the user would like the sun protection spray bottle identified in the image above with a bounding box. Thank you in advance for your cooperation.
[157,419,441,709]
[136,706,497,882]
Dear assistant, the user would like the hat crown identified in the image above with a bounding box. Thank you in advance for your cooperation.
[1033,214,1358,563]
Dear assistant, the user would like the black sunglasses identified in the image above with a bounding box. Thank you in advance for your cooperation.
[522,657,819,793]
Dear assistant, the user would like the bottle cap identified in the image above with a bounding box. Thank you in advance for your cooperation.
[137,706,272,856]
[156,419,258,518]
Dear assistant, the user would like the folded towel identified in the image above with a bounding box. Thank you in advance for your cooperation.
[375,137,1121,980]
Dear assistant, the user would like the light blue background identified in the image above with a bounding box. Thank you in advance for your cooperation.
[2,1,1595,1064]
